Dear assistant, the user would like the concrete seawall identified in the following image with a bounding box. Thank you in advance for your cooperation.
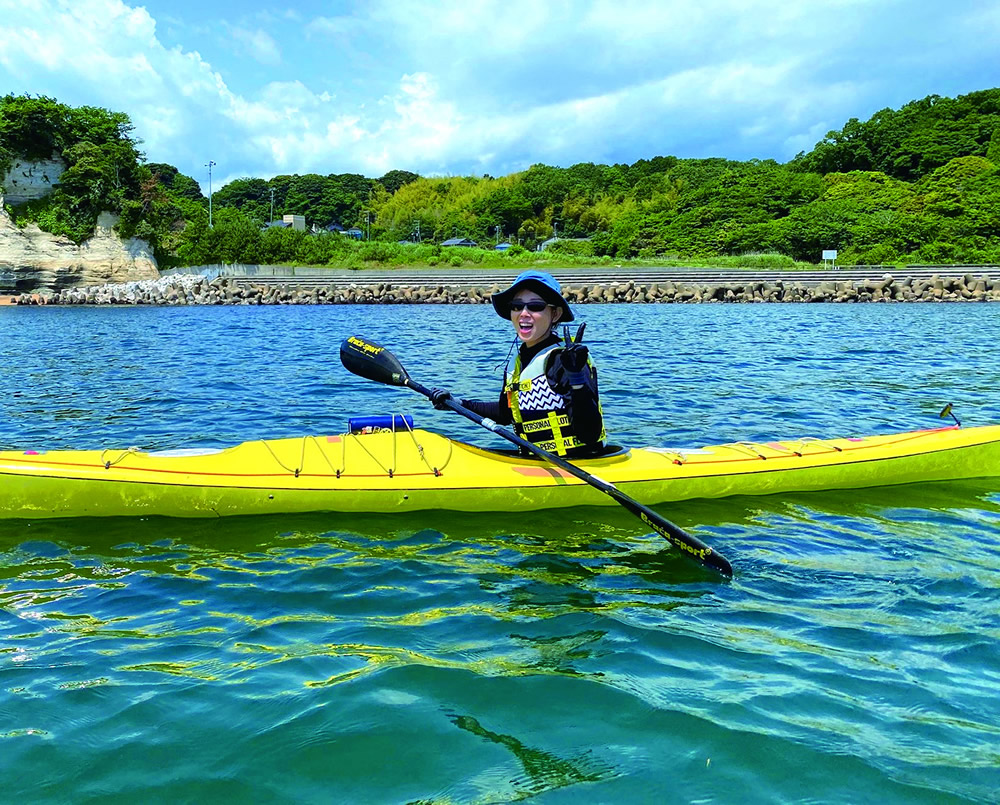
[8,270,1000,305]
[165,264,1000,290]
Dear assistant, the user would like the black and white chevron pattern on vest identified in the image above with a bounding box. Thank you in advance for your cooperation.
[518,382,564,411]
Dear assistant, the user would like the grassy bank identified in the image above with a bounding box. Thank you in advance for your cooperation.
[167,239,822,272]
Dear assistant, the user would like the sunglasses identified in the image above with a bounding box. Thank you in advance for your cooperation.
[510,300,552,312]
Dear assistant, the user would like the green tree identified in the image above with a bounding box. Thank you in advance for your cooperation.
[213,177,272,222]
[147,162,204,201]
[0,94,69,161]
[378,169,420,194]
[986,128,1000,165]
[794,89,1000,181]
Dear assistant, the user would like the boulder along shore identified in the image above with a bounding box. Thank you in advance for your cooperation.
[7,272,1000,305]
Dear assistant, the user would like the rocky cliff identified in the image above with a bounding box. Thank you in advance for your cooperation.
[2,156,66,205]
[0,206,159,292]
[0,159,159,292]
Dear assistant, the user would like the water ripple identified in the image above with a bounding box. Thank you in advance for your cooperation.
[2,304,1000,802]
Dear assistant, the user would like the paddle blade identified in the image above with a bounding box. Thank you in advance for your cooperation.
[607,488,733,578]
[340,336,411,387]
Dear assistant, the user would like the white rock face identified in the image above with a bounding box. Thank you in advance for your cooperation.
[1,157,67,205]
[0,157,159,291]
[0,205,159,291]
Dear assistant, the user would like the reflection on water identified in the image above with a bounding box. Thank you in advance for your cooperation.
[443,712,617,800]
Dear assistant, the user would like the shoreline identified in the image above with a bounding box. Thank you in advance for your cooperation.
[6,271,1000,305]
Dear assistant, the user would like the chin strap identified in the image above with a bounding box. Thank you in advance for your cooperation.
[494,336,519,375]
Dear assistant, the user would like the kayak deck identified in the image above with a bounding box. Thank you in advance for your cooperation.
[1,424,999,519]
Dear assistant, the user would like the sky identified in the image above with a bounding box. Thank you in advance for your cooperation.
[1,0,999,191]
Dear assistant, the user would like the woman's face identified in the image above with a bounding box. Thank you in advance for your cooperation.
[510,289,562,347]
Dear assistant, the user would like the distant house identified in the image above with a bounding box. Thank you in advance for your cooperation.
[442,237,477,247]
[260,217,303,233]
[325,222,363,239]
[283,214,306,232]
[495,242,512,251]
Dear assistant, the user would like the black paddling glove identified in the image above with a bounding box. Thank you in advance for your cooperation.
[430,388,453,409]
[561,343,590,385]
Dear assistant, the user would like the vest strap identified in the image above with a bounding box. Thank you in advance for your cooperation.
[507,343,606,456]
[521,414,571,433]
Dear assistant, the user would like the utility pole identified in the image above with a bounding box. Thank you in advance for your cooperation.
[269,188,275,223]
[365,210,371,240]
[205,160,216,228]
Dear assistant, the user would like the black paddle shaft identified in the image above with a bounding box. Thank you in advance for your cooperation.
[405,377,732,578]
[339,336,733,578]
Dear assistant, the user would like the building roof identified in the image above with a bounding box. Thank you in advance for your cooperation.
[442,237,477,247]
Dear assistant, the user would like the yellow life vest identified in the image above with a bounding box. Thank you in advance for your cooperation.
[504,344,605,456]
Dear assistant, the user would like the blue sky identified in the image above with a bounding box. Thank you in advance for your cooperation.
[1,0,999,190]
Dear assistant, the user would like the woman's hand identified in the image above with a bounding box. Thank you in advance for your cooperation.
[561,343,590,373]
[430,388,453,409]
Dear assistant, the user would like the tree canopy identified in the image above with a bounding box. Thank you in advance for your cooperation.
[792,90,1000,180]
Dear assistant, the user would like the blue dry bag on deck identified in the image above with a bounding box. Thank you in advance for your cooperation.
[348,414,414,434]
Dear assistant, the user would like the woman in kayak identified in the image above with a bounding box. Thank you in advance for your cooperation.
[430,270,606,458]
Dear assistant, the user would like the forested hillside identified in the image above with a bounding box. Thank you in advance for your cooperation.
[0,94,187,258]
[3,89,1000,268]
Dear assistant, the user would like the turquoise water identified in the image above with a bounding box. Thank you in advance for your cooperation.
[1,303,999,803]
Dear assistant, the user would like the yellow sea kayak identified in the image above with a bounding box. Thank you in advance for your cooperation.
[1,423,999,519]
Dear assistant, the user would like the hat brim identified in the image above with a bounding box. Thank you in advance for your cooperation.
[491,279,574,322]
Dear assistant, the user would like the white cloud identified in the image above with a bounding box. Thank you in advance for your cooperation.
[305,15,357,38]
[229,27,281,66]
[1,0,998,186]
[215,72,462,178]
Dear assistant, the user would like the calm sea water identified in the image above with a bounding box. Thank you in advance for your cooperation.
[1,302,999,803]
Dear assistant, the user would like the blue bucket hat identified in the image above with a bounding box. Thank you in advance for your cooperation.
[491,270,575,322]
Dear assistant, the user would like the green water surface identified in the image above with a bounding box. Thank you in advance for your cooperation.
[2,304,999,803]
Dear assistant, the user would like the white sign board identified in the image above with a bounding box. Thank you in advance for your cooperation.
[822,250,838,261]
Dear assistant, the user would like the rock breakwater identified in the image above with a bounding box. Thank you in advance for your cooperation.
[8,272,1000,306]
